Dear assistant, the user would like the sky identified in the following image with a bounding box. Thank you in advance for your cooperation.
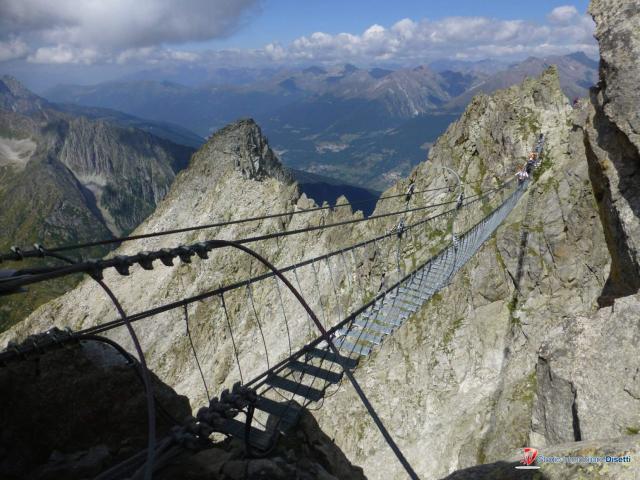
[0,0,596,91]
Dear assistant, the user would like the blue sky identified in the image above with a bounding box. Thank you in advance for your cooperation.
[0,0,596,89]
[206,0,592,49]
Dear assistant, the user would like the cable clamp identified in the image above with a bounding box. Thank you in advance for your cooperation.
[137,251,154,270]
[10,246,23,260]
[158,248,175,267]
[176,246,194,264]
[191,243,209,260]
[113,256,133,276]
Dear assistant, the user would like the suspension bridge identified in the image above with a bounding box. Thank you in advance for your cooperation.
[0,135,545,480]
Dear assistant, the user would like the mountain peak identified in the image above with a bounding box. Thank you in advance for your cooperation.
[0,75,48,114]
[342,63,359,74]
[0,76,32,97]
[303,66,327,76]
[566,51,599,69]
[198,118,293,184]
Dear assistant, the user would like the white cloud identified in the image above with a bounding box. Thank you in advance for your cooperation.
[548,5,579,24]
[114,47,201,65]
[0,37,28,61]
[0,3,596,67]
[269,7,596,65]
[0,0,259,64]
[27,45,100,64]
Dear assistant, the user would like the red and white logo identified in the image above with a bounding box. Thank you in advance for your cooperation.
[515,448,540,470]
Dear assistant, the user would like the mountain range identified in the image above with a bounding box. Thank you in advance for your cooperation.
[0,75,196,330]
[0,76,388,328]
[3,0,640,477]
[44,52,598,190]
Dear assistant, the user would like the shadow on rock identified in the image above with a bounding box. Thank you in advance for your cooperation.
[0,335,366,480]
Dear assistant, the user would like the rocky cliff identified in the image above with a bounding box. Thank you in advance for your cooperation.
[581,0,640,303]
[309,66,624,479]
[2,1,640,478]
[0,77,194,330]
[0,332,365,480]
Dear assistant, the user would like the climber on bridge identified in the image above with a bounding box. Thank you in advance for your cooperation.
[405,182,416,203]
[516,166,529,183]
[526,152,537,174]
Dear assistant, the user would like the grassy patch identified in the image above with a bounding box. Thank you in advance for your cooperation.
[442,316,464,348]
[533,153,553,182]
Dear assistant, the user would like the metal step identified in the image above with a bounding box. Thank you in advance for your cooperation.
[305,347,358,369]
[387,296,419,311]
[399,284,429,298]
[399,289,429,304]
[361,309,404,326]
[265,375,324,402]
[416,281,440,295]
[353,318,394,335]
[378,304,411,318]
[219,418,274,450]
[336,339,371,357]
[288,360,343,384]
[254,397,300,427]
[400,281,425,292]
[339,329,383,345]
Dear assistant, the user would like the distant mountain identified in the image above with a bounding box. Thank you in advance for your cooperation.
[53,103,204,148]
[120,65,289,88]
[0,76,196,330]
[428,58,510,76]
[43,53,598,190]
[445,52,599,109]
[44,64,472,134]
[290,168,380,216]
[45,80,297,138]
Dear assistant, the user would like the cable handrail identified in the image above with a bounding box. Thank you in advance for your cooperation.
[0,182,482,263]
[0,183,508,364]
[0,183,511,294]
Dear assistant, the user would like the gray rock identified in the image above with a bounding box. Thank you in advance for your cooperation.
[532,294,640,442]
[4,2,640,478]
[582,0,640,302]
[441,437,640,480]
[589,0,640,151]
[0,339,191,479]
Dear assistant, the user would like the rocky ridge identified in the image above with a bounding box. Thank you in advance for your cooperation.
[0,76,194,330]
[581,0,640,302]
[1,67,618,479]
[3,1,640,478]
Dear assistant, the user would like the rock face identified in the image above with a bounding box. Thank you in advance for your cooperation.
[531,295,640,445]
[310,66,618,479]
[0,332,365,480]
[3,1,640,478]
[0,76,194,330]
[582,0,640,302]
[2,68,617,479]
[190,118,293,184]
[442,438,640,480]
[0,332,192,479]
